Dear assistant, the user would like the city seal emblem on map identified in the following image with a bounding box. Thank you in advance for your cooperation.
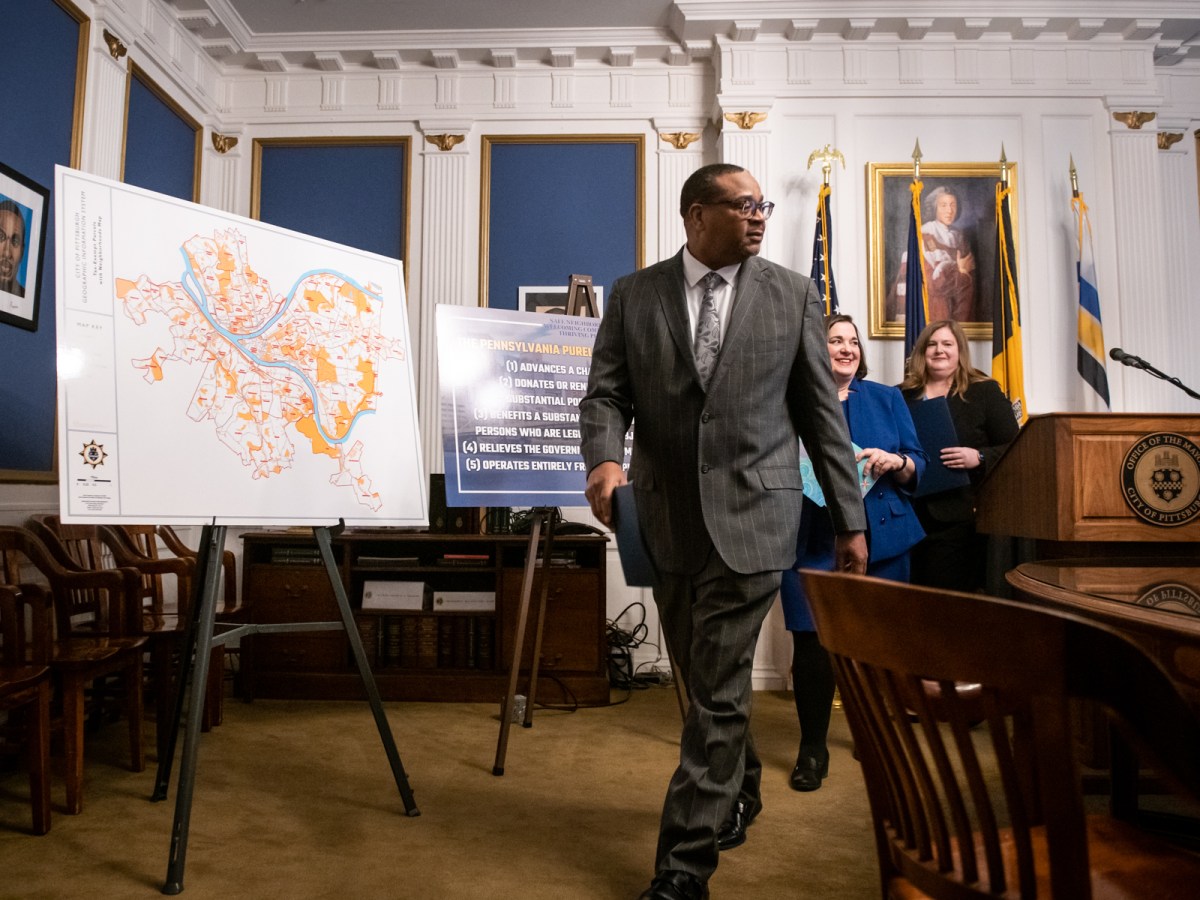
[79,440,108,469]
[1121,432,1200,527]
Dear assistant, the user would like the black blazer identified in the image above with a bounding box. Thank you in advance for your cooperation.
[901,378,1020,524]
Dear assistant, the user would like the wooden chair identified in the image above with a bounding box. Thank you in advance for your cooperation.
[802,570,1200,899]
[108,523,240,727]
[27,515,205,760]
[0,584,52,834]
[0,526,145,815]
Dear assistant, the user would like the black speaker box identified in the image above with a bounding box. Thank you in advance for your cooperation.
[428,473,480,534]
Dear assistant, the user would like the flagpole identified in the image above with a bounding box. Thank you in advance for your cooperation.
[806,144,844,316]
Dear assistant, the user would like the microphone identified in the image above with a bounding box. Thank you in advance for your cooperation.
[1109,347,1146,368]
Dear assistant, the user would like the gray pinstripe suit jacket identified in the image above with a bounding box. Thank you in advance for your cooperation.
[580,250,867,576]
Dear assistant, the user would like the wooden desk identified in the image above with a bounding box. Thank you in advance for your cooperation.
[1007,559,1200,705]
[1008,558,1200,839]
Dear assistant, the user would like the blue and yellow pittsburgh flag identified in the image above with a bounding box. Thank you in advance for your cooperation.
[809,183,839,315]
[1071,191,1111,409]
[903,179,929,360]
[991,181,1027,424]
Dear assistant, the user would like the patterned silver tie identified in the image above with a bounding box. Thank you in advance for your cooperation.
[694,271,722,387]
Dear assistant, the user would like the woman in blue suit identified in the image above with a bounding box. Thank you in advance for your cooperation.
[780,314,927,792]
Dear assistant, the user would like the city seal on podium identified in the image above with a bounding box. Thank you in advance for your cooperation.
[1121,432,1200,526]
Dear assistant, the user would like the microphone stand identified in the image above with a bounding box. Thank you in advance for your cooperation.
[1121,355,1200,402]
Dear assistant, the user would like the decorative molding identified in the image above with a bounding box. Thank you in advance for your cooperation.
[425,133,465,152]
[1113,110,1157,129]
[660,131,701,150]
[102,29,127,61]
[1158,132,1184,150]
[723,111,767,131]
[210,132,238,154]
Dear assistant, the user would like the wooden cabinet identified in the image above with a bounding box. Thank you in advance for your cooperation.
[240,530,610,704]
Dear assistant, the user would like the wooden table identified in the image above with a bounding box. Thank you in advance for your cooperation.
[1008,558,1200,840]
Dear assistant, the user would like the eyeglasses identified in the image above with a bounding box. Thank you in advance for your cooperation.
[699,197,775,220]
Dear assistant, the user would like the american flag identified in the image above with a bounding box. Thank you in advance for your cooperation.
[809,183,839,315]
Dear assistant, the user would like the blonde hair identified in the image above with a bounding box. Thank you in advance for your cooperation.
[899,319,991,398]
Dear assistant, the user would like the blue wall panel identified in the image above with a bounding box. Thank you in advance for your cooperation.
[257,143,406,261]
[124,74,197,202]
[486,140,638,309]
[0,0,82,476]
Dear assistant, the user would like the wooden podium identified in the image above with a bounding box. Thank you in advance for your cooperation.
[976,413,1200,556]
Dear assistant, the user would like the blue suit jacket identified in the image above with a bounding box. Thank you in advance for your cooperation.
[844,378,927,561]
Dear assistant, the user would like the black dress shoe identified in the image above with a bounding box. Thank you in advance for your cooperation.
[637,869,709,900]
[716,798,762,851]
[789,748,830,792]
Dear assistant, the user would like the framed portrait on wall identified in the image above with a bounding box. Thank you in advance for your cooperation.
[0,161,50,332]
[867,162,1015,340]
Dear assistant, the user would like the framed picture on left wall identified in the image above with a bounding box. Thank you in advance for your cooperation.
[0,161,50,332]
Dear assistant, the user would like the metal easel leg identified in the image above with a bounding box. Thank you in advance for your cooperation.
[493,509,544,775]
[162,523,224,895]
[522,511,556,727]
[313,522,419,816]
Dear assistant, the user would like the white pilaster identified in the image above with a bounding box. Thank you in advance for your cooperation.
[199,132,243,215]
[716,111,773,258]
[1109,120,1168,412]
[416,130,473,475]
[81,35,129,180]
[653,125,705,263]
[1159,138,1200,411]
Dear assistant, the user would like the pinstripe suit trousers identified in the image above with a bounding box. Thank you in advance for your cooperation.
[652,546,781,879]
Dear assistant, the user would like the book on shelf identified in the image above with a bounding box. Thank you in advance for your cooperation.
[437,553,491,566]
[357,555,421,568]
[270,547,324,565]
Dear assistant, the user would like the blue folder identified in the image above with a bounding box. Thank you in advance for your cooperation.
[612,483,657,587]
[909,395,971,498]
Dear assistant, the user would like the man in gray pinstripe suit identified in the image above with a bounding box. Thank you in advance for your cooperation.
[581,163,868,900]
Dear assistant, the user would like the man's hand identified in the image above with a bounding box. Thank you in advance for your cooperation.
[833,531,868,574]
[584,461,627,527]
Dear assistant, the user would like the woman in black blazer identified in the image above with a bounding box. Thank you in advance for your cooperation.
[899,319,1020,593]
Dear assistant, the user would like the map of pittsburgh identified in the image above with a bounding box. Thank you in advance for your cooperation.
[116,228,405,510]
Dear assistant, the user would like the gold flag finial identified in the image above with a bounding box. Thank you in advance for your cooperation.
[1069,154,1079,198]
[911,139,923,181]
[805,144,845,186]
[999,144,1009,187]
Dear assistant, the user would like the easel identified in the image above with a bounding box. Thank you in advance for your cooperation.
[491,274,599,776]
[155,520,418,894]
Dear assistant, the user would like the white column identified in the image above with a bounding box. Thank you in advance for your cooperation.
[1159,135,1200,412]
[653,124,705,262]
[415,129,473,476]
[1109,118,1169,412]
[199,132,243,215]
[80,32,128,181]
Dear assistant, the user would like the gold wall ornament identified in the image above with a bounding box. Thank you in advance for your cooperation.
[102,29,127,60]
[210,132,238,154]
[425,133,466,152]
[723,111,767,131]
[1112,111,1156,130]
[659,132,700,150]
[1158,132,1184,150]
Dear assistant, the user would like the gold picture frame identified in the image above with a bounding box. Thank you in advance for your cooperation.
[868,161,1016,340]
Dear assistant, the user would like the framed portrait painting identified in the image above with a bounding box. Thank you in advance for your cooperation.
[0,161,50,332]
[868,162,1016,340]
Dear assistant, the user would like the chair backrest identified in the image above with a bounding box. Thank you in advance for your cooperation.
[0,584,49,666]
[802,570,1200,900]
[0,525,137,639]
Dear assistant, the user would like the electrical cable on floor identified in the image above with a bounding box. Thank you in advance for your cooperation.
[606,601,676,705]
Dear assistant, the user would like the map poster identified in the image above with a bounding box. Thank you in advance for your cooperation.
[54,166,427,526]
[437,304,614,507]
